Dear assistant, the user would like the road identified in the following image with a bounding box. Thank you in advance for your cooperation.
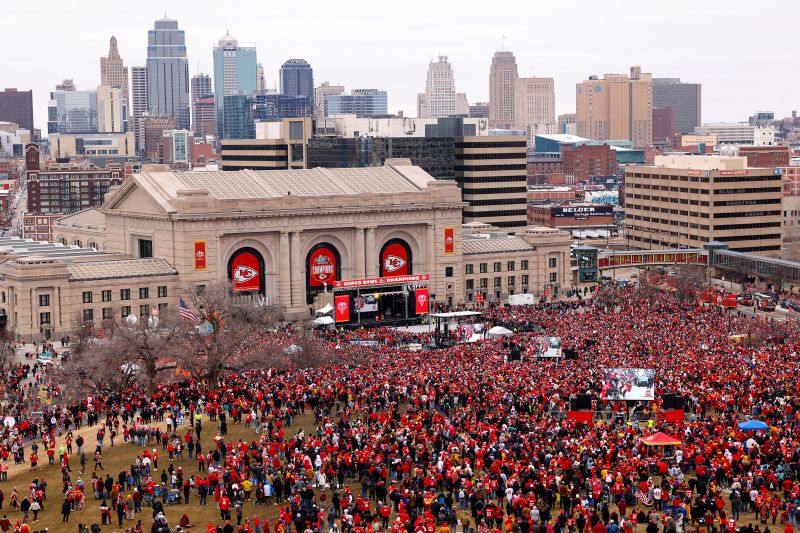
[3,178,27,237]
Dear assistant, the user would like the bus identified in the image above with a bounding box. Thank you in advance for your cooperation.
[754,293,776,312]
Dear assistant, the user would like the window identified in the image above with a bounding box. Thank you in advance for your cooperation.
[121,306,131,319]
[139,287,149,299]
[102,308,113,320]
[494,277,502,288]
[445,267,453,278]
[101,290,111,302]
[507,261,515,271]
[120,289,130,301]
[138,239,153,258]
[139,305,150,318]
[508,276,516,286]
[158,303,168,313]
[548,258,557,269]
[522,275,529,286]
[83,309,94,322]
[479,263,487,274]
[465,264,473,275]
[466,279,474,290]
[479,278,488,288]
[82,291,92,304]
[39,294,50,307]
[521,260,529,270]
[549,272,558,283]
[493,262,502,272]
[157,286,168,298]
[39,312,51,325]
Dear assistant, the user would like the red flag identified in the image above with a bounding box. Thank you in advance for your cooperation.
[415,288,429,315]
[567,411,593,424]
[663,410,685,424]
[335,295,350,323]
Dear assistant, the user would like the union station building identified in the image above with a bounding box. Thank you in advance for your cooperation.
[0,160,571,338]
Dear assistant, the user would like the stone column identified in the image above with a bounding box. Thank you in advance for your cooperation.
[279,232,291,308]
[354,227,366,279]
[426,223,435,278]
[365,227,377,276]
[290,231,303,307]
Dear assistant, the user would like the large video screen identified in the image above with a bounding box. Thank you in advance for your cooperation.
[601,368,656,400]
[529,336,563,358]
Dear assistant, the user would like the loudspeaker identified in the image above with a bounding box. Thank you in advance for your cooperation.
[564,348,577,360]
[576,394,592,410]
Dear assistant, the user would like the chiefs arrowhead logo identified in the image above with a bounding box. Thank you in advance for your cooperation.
[383,255,407,273]
[233,265,257,284]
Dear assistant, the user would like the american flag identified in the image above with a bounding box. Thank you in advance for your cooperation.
[179,298,198,323]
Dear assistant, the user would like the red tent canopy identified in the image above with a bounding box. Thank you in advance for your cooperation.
[641,431,681,446]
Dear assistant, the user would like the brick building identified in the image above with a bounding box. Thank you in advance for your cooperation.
[737,146,790,168]
[561,144,618,183]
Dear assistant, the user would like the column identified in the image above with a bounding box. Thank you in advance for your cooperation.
[365,227,377,276]
[425,223,435,277]
[354,227,366,280]
[290,231,303,307]
[279,232,291,308]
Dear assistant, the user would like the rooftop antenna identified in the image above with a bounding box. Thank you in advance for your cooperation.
[501,35,506,51]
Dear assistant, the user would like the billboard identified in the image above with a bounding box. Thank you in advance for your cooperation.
[355,295,378,313]
[551,205,613,219]
[381,241,411,276]
[529,336,563,358]
[231,251,261,292]
[601,368,656,401]
[309,246,338,287]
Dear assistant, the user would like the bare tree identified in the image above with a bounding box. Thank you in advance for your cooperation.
[0,331,16,372]
[670,265,707,303]
[289,319,337,368]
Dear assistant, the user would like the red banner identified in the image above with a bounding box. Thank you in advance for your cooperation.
[194,241,206,271]
[333,274,429,289]
[381,242,410,276]
[415,288,429,315]
[663,410,685,424]
[231,251,260,292]
[567,411,593,424]
[309,247,337,287]
[335,295,350,322]
[444,227,454,254]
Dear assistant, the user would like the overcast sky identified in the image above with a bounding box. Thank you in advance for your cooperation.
[3,0,798,133]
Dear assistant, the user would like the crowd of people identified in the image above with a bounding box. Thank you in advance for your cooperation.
[1,285,800,533]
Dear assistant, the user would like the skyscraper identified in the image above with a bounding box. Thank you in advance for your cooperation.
[191,74,212,103]
[514,77,556,136]
[325,89,388,118]
[48,84,98,134]
[575,66,652,147]
[0,89,34,132]
[96,85,127,133]
[130,66,148,152]
[146,18,190,130]
[100,36,130,120]
[191,73,213,138]
[418,56,458,118]
[213,33,257,139]
[280,59,314,110]
[489,51,518,129]
[256,63,267,92]
[314,82,344,118]
[652,78,701,135]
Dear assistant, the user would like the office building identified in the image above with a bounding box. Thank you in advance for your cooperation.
[192,96,216,140]
[576,66,652,147]
[694,123,776,146]
[252,93,311,121]
[314,115,488,139]
[314,82,344,118]
[557,113,576,135]
[652,78,701,135]
[48,132,135,158]
[213,33,257,139]
[26,159,124,215]
[191,74,212,103]
[561,143,618,183]
[418,56,466,119]
[280,59,314,110]
[130,66,148,153]
[624,155,783,255]
[96,85,127,133]
[469,102,489,119]
[489,51,518,129]
[99,36,130,120]
[455,135,528,228]
[736,146,791,168]
[256,63,267,92]
[514,77,555,137]
[652,107,675,145]
[48,86,98,134]
[191,73,213,138]
[325,89,388,117]
[142,115,176,162]
[0,89,34,132]
[146,18,190,130]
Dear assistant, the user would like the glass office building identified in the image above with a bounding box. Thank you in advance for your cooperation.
[279,59,314,111]
[252,93,312,121]
[325,89,388,118]
[48,90,98,134]
[146,18,191,130]
[213,33,257,139]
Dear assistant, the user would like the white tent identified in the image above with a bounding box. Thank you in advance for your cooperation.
[313,316,335,326]
[487,325,513,338]
[315,304,333,316]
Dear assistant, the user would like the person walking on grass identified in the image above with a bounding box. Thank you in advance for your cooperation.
[94,451,103,471]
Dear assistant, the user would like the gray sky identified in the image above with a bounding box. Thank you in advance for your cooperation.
[3,0,798,133]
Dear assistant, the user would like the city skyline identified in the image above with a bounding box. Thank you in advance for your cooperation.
[3,0,799,133]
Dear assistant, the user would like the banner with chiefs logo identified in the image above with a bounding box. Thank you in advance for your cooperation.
[194,241,207,270]
[381,241,410,276]
[444,227,454,254]
[415,288,429,315]
[308,246,338,287]
[231,251,261,292]
[334,295,350,322]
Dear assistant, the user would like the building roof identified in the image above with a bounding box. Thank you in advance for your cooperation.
[54,208,106,230]
[463,236,535,255]
[66,258,178,281]
[145,163,434,202]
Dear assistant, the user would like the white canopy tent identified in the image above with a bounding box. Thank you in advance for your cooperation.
[315,304,333,316]
[487,325,513,338]
[313,316,335,326]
